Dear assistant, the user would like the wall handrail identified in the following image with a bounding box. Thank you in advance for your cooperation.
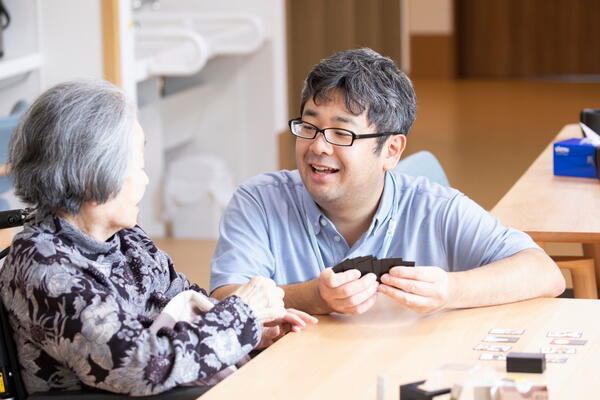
[134,12,266,82]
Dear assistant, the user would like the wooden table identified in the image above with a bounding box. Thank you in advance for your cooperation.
[491,124,600,291]
[200,296,599,399]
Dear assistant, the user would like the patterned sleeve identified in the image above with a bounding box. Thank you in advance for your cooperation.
[4,235,262,396]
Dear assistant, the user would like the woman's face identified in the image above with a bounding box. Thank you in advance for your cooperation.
[102,121,149,230]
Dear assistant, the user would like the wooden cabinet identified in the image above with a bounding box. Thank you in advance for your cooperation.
[456,0,600,77]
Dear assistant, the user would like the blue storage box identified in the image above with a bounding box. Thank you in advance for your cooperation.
[553,138,598,178]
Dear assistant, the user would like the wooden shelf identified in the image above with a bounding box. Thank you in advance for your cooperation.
[0,53,43,81]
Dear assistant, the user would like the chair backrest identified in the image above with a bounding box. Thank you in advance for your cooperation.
[394,150,450,187]
[0,100,28,200]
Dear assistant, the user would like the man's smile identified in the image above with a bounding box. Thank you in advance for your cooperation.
[310,163,340,175]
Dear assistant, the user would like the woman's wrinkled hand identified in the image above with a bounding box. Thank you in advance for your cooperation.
[231,277,286,323]
[257,308,318,349]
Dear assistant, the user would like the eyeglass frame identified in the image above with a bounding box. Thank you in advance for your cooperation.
[288,118,404,147]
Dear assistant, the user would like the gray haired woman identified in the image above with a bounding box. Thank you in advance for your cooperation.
[0,80,316,396]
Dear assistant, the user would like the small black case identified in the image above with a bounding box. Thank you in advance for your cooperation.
[506,352,546,373]
[581,109,600,137]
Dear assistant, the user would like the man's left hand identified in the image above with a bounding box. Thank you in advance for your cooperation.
[378,266,451,314]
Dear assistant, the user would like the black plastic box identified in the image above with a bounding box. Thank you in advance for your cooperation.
[506,352,546,373]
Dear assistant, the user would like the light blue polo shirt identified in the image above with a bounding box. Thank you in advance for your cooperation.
[209,170,538,291]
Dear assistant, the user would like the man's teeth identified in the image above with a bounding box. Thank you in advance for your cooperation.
[313,165,337,173]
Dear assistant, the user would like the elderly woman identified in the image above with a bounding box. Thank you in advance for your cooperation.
[0,80,317,396]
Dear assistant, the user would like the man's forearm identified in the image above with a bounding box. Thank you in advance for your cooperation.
[446,248,565,309]
[211,284,241,301]
[282,279,332,315]
[213,280,332,315]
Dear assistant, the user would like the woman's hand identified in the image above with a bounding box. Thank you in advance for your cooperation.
[161,290,214,321]
[231,277,287,323]
[257,308,318,349]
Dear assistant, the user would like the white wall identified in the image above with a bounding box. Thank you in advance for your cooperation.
[0,0,103,210]
[38,0,103,88]
[1,0,288,238]
[134,0,288,237]
[0,0,40,115]
[157,43,285,182]
[161,0,287,129]
[0,0,103,113]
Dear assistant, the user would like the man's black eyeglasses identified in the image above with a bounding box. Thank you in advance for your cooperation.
[288,118,404,147]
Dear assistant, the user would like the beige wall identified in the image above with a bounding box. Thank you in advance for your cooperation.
[407,0,455,78]
[408,0,453,34]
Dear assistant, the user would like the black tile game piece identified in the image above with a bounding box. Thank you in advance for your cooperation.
[372,258,382,279]
[356,258,374,276]
[380,258,396,272]
[339,258,354,271]
[506,352,546,373]
[331,256,415,281]
[387,257,405,267]
[397,261,416,267]
[331,259,348,274]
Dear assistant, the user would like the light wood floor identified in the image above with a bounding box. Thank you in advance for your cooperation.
[407,79,600,210]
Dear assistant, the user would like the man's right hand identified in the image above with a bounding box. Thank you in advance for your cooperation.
[317,268,379,314]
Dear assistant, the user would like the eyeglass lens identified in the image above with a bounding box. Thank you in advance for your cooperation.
[291,121,354,146]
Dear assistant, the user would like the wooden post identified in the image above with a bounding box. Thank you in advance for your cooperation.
[101,0,121,87]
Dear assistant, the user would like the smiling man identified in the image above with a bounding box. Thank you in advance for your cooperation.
[210,48,565,315]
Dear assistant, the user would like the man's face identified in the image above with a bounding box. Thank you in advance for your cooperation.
[295,89,405,212]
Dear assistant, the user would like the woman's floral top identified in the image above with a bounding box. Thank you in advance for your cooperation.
[0,212,261,396]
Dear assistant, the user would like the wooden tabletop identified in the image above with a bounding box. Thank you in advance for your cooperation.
[200,296,599,399]
[491,124,600,243]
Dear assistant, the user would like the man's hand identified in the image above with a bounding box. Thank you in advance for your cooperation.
[318,268,379,314]
[257,309,318,349]
[378,266,451,314]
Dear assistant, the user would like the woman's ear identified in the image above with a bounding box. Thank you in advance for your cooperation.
[382,134,407,171]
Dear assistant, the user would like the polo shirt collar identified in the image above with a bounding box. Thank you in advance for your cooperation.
[369,171,395,235]
[302,186,326,235]
[301,171,396,236]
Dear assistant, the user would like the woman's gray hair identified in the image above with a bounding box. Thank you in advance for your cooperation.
[9,79,136,215]
[300,48,416,153]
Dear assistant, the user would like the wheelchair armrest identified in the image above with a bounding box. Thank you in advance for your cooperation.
[27,385,212,400]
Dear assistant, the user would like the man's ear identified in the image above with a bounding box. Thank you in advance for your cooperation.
[382,134,407,171]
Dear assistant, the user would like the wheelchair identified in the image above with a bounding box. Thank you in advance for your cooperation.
[0,209,212,400]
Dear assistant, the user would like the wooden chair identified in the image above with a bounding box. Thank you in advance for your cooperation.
[536,242,598,299]
[553,256,598,299]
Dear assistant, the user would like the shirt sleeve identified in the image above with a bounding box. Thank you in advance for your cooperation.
[210,184,276,292]
[439,192,540,271]
[5,243,262,396]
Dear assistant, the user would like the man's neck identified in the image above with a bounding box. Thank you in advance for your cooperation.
[320,184,385,248]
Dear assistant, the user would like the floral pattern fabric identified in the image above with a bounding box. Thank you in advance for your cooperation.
[0,212,261,396]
